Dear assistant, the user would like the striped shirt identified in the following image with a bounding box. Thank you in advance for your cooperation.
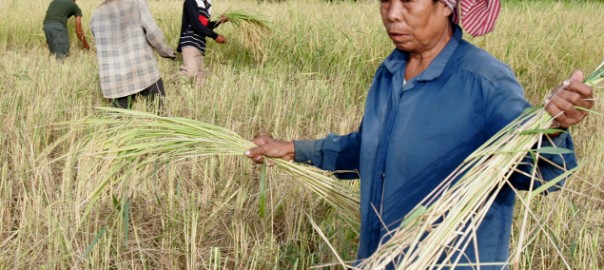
[177,0,220,54]
[91,0,175,99]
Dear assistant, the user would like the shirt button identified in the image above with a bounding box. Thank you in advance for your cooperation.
[307,160,312,164]
[381,172,386,179]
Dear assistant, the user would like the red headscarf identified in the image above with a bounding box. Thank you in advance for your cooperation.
[440,0,500,37]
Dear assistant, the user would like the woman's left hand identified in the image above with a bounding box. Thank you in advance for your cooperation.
[545,70,594,129]
[219,14,229,24]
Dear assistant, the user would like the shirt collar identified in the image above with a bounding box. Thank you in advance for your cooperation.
[196,0,211,8]
[382,25,462,81]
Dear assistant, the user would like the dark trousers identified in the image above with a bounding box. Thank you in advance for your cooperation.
[43,22,70,59]
[111,79,165,110]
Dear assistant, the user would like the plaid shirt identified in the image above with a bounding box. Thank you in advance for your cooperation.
[91,0,175,98]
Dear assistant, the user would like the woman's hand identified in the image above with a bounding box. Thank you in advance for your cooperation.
[215,34,226,44]
[545,70,594,129]
[245,135,295,165]
[219,14,229,24]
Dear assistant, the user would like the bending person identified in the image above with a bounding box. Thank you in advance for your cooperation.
[43,0,90,59]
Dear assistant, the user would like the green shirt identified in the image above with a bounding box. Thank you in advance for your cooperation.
[43,0,83,27]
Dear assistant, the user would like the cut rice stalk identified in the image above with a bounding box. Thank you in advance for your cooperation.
[73,108,360,226]
[223,10,272,59]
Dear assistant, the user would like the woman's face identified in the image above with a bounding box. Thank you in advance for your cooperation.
[380,0,452,54]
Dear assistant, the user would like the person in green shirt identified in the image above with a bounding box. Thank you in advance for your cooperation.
[43,0,90,59]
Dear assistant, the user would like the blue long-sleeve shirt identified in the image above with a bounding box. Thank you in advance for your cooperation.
[294,26,576,268]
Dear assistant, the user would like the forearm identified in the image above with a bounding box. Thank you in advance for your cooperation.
[139,0,174,57]
[75,28,87,44]
[77,32,88,45]
[75,17,89,48]
[208,20,222,29]
[75,17,84,37]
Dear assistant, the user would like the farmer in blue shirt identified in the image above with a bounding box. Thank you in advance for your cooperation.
[245,0,594,268]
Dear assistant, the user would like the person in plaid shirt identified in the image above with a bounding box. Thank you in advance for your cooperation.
[90,0,176,109]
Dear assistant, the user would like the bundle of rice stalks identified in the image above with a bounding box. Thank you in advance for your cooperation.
[223,10,271,59]
[224,11,271,30]
[357,60,604,270]
[71,108,360,226]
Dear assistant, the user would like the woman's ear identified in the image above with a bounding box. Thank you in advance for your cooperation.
[440,2,453,17]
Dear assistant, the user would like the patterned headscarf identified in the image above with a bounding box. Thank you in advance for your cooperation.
[440,0,500,37]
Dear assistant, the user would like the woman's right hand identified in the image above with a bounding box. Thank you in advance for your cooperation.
[215,35,226,44]
[219,15,229,24]
[245,135,295,164]
[545,70,594,129]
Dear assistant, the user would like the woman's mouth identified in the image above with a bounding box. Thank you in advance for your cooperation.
[389,32,409,42]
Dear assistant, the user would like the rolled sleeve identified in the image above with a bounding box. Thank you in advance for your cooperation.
[293,132,361,179]
[294,140,322,165]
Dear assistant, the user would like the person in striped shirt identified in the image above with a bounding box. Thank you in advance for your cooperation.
[177,0,228,86]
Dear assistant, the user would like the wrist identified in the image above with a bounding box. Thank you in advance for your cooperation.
[285,142,295,161]
[549,119,568,137]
